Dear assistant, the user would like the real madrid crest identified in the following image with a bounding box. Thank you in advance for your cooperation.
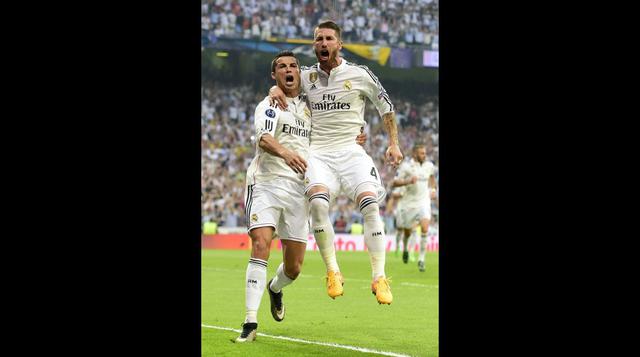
[304,177,310,186]
[344,80,352,91]
[251,214,258,222]
[309,72,318,83]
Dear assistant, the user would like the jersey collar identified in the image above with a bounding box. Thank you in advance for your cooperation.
[315,57,347,77]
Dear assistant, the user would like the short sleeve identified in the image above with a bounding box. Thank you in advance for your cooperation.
[254,100,280,141]
[359,65,394,117]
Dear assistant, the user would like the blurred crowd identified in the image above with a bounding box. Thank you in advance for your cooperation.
[201,0,439,49]
[202,84,439,231]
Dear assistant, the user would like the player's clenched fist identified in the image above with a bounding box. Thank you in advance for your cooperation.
[386,144,403,169]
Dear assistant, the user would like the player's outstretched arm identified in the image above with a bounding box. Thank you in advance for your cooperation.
[259,133,307,174]
[382,112,403,168]
[393,176,417,187]
[268,86,288,110]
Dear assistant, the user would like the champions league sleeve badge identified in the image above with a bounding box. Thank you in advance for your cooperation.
[265,108,276,118]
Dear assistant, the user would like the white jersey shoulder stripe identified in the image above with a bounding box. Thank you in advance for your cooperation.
[345,61,394,112]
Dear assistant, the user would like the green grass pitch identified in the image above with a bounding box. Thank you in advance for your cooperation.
[202,249,438,356]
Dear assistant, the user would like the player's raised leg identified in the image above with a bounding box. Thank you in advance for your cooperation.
[308,185,344,298]
[356,189,392,305]
[237,226,273,342]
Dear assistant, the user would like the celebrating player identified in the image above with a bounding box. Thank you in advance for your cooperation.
[237,51,367,342]
[392,144,438,272]
[269,21,403,305]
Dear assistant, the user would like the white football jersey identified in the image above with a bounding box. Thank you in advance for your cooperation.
[395,158,436,208]
[300,59,394,152]
[246,95,312,184]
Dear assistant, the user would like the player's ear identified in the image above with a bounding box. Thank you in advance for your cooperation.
[271,72,276,80]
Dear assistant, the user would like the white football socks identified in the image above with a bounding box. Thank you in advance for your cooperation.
[408,229,418,254]
[310,192,340,272]
[418,232,428,262]
[244,257,267,323]
[269,262,294,293]
[360,196,386,279]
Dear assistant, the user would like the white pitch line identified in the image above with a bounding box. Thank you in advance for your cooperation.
[202,324,412,357]
[399,282,438,288]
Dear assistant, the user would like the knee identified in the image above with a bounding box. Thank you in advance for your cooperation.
[285,263,301,280]
[250,237,271,257]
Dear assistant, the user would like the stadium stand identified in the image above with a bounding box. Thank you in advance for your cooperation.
[201,0,438,50]
[201,84,438,231]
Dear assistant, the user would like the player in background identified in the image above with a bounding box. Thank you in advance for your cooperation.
[392,144,437,272]
[270,21,403,304]
[237,51,368,342]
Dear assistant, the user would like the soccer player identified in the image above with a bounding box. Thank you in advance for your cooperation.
[269,21,403,305]
[237,51,368,342]
[392,144,438,272]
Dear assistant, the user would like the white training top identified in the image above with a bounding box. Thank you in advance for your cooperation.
[395,158,436,208]
[246,95,311,184]
[300,59,394,152]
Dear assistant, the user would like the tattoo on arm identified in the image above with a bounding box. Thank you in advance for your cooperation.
[382,112,399,146]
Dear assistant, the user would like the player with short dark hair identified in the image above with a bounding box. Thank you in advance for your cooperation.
[237,50,368,342]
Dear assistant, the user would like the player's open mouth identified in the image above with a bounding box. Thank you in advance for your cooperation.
[285,75,294,84]
[320,50,330,57]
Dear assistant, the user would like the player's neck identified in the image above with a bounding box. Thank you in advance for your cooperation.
[319,57,342,75]
[283,88,300,99]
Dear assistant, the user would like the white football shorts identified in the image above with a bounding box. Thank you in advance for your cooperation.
[304,145,387,203]
[395,204,431,229]
[244,177,309,243]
